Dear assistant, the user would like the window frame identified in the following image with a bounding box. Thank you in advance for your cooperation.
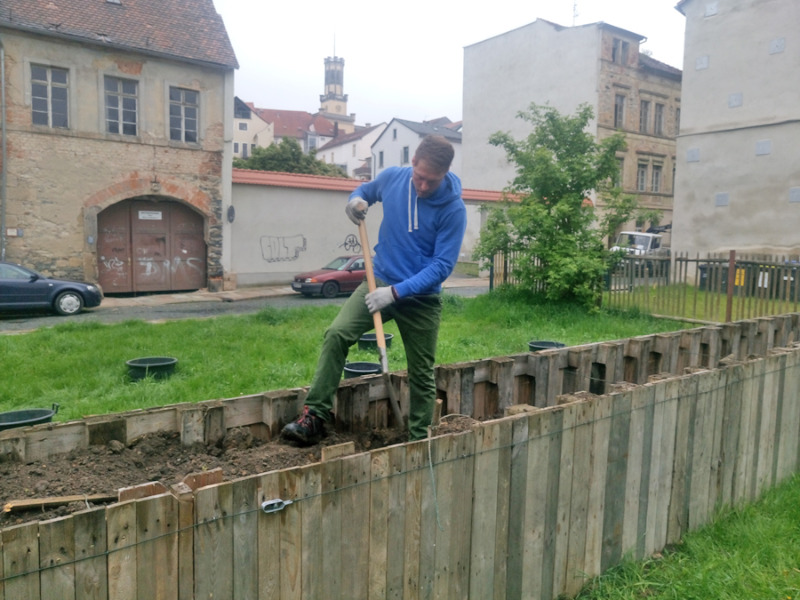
[614,94,626,129]
[637,163,648,192]
[31,64,70,129]
[168,86,199,143]
[654,103,665,136]
[639,100,650,134]
[651,164,663,193]
[104,75,139,137]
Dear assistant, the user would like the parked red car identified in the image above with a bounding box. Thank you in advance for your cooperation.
[291,255,365,298]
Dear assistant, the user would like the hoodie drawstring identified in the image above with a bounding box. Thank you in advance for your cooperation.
[408,178,418,232]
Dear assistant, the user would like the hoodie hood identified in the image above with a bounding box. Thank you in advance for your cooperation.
[407,171,462,232]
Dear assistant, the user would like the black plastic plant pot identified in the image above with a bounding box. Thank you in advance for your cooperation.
[528,340,566,352]
[0,403,60,432]
[358,333,394,351]
[343,361,382,379]
[126,357,179,381]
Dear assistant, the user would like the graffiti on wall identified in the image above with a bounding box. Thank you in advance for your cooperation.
[260,234,307,262]
[339,234,361,254]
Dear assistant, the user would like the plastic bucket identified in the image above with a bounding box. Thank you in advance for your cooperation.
[126,357,179,380]
[528,340,566,352]
[0,403,60,432]
[358,333,394,351]
[343,362,382,379]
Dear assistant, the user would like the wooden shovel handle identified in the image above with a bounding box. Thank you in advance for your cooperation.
[358,220,387,352]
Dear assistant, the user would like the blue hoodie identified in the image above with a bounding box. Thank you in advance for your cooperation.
[351,166,467,297]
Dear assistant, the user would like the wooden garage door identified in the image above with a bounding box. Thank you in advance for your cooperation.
[98,200,206,293]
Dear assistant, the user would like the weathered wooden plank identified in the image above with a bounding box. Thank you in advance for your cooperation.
[39,515,74,600]
[450,430,476,599]
[539,406,566,600]
[136,494,178,600]
[277,468,303,600]
[222,394,266,428]
[706,369,728,517]
[431,433,456,599]
[737,360,762,503]
[2,522,40,600]
[72,507,108,600]
[402,440,425,600]
[667,376,696,544]
[232,477,259,600]
[755,354,780,497]
[600,390,633,571]
[368,448,390,599]
[776,350,800,480]
[490,357,515,415]
[257,471,282,599]
[385,445,407,600]
[469,420,507,600]
[649,378,678,555]
[195,482,234,600]
[552,403,577,596]
[319,454,342,600]
[719,363,745,508]
[125,407,179,442]
[171,482,194,600]
[24,422,88,463]
[338,452,370,600]
[107,500,137,600]
[300,463,323,600]
[564,400,594,596]
[688,371,715,530]
[621,386,648,558]
[506,413,530,600]
[583,393,613,579]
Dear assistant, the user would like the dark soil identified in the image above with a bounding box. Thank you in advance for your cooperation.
[0,416,478,527]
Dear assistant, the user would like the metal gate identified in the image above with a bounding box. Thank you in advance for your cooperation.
[97,199,206,293]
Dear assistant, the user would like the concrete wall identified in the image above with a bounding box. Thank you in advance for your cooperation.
[2,29,231,282]
[229,172,494,286]
[462,20,601,192]
[673,0,800,256]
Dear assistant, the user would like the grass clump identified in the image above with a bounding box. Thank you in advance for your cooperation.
[574,473,800,599]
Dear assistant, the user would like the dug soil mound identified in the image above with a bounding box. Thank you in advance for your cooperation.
[1,415,478,527]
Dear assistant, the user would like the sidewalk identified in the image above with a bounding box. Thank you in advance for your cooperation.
[100,274,490,309]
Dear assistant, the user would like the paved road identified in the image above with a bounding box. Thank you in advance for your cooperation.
[0,281,490,333]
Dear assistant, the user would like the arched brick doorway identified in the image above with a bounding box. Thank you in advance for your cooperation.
[97,198,207,293]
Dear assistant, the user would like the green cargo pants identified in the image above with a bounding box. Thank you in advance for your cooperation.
[304,280,442,441]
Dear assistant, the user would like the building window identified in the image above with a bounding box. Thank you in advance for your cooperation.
[242,143,248,159]
[31,65,69,128]
[234,142,239,153]
[308,135,317,151]
[352,144,356,157]
[615,158,624,188]
[637,163,648,192]
[379,151,384,169]
[402,146,410,164]
[675,108,681,136]
[654,104,664,136]
[169,87,198,142]
[639,100,650,133]
[238,122,248,131]
[392,128,397,140]
[105,76,138,136]
[252,144,256,154]
[651,164,663,192]
[612,38,629,65]
[614,95,625,129]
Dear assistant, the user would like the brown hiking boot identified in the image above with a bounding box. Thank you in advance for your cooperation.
[281,405,327,446]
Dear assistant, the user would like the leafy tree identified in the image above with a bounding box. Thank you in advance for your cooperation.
[233,137,347,178]
[473,103,641,308]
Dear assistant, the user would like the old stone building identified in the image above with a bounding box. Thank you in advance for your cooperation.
[462,20,682,233]
[0,0,237,293]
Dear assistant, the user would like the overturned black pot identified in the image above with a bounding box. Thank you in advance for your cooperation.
[126,357,179,381]
[0,403,59,432]
[343,361,382,379]
[358,332,394,351]
[528,340,566,352]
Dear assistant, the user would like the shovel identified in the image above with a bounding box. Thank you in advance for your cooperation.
[358,220,405,428]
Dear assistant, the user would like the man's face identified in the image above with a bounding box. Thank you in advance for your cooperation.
[411,158,447,198]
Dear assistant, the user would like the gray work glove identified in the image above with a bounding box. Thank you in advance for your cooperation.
[346,196,368,225]
[365,286,396,314]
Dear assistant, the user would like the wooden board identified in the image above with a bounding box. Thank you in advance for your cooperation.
[194,483,233,600]
[107,500,137,600]
[232,476,259,600]
[136,493,178,599]
[39,515,75,600]
[2,521,40,600]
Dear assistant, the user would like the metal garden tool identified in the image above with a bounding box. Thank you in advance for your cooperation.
[358,220,404,428]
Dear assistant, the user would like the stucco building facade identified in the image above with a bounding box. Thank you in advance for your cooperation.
[0,0,237,293]
[462,20,681,234]
[673,0,800,256]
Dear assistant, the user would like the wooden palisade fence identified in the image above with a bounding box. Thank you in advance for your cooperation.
[1,313,800,599]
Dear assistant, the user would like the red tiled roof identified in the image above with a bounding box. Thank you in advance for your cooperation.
[252,107,336,139]
[0,0,238,69]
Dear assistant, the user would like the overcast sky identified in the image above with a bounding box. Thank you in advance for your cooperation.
[212,0,686,126]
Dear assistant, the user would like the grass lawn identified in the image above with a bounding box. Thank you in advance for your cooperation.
[0,287,687,421]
